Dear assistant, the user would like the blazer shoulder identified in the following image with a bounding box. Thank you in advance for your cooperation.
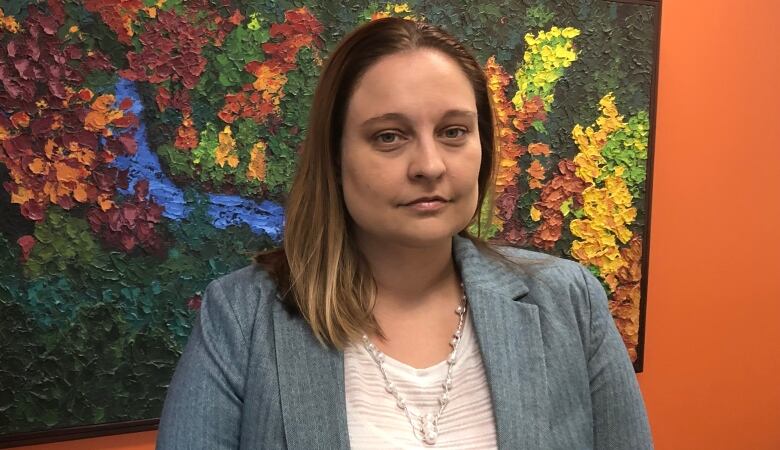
[492,244,599,326]
[203,263,280,341]
[495,244,591,284]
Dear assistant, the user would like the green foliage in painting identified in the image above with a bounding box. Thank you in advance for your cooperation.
[600,111,650,198]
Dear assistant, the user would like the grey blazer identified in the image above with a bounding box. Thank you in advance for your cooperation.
[157,236,653,449]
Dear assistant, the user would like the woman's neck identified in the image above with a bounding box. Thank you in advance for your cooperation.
[356,234,459,310]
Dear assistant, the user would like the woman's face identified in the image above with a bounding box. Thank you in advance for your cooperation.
[340,49,482,249]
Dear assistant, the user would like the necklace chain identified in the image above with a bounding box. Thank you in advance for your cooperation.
[361,284,468,446]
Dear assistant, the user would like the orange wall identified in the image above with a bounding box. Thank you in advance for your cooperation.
[636,0,780,448]
[9,1,780,449]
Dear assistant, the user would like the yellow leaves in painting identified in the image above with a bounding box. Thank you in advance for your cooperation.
[250,63,288,104]
[370,3,416,21]
[568,93,643,301]
[514,26,580,110]
[246,141,267,181]
[0,8,21,33]
[530,205,542,222]
[570,173,637,289]
[569,93,642,318]
[215,126,239,168]
[572,93,625,184]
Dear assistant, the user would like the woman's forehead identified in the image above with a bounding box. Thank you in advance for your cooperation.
[346,49,477,122]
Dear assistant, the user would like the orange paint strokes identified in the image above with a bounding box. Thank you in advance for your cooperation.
[609,236,642,361]
[485,56,524,195]
[174,114,198,150]
[10,112,30,128]
[84,95,126,134]
[246,141,268,181]
[528,142,551,156]
[526,159,546,189]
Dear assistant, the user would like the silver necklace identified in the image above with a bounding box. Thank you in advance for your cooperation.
[361,285,468,446]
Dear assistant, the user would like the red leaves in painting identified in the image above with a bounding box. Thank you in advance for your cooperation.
[531,159,587,250]
[155,86,171,112]
[83,0,144,45]
[120,2,245,90]
[17,235,36,262]
[0,5,138,222]
[186,293,202,310]
[512,96,547,132]
[10,112,30,128]
[493,184,531,246]
[218,91,278,125]
[263,8,324,71]
[0,6,106,106]
[609,236,643,361]
[87,179,167,255]
[174,114,198,150]
[121,10,210,89]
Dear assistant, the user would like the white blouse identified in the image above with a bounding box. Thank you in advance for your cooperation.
[344,314,498,449]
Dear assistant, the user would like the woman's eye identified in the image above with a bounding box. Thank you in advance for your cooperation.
[443,127,467,139]
[375,132,402,145]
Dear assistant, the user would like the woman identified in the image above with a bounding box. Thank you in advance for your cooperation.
[157,18,652,449]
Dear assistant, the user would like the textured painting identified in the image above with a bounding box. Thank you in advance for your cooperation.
[0,0,659,444]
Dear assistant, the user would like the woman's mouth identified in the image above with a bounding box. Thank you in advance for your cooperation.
[402,196,449,212]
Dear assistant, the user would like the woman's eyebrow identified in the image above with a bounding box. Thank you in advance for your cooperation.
[360,112,411,129]
[440,109,478,121]
[360,109,477,128]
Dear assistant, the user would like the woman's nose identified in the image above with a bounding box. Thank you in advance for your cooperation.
[408,135,446,181]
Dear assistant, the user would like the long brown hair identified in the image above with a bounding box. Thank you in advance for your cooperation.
[256,18,500,349]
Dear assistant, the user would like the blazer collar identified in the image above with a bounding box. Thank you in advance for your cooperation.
[272,235,550,449]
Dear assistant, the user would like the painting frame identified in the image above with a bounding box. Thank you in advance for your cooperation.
[0,0,662,445]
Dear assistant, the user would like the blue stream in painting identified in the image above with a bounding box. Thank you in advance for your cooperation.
[110,79,284,239]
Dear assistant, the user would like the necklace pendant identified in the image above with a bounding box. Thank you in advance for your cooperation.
[420,414,438,445]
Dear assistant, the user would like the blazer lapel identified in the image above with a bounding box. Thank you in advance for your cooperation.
[273,301,350,450]
[454,236,552,449]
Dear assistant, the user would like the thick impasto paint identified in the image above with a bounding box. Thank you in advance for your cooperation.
[0,0,659,442]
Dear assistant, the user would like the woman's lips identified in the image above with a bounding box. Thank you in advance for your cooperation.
[402,199,449,212]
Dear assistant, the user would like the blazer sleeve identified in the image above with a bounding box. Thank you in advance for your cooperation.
[580,265,654,449]
[156,278,248,450]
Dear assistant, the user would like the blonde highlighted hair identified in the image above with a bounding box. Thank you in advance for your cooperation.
[255,18,500,349]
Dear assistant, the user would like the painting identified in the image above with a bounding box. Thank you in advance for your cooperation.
[0,0,660,445]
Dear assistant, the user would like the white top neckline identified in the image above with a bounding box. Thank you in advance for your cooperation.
[377,314,473,382]
[344,313,498,449]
